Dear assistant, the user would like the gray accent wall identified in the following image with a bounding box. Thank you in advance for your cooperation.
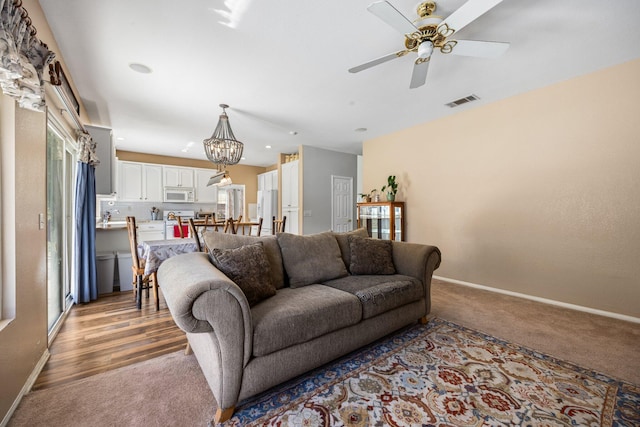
[301,146,358,235]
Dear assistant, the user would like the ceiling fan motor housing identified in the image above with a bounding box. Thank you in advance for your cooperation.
[405,1,446,52]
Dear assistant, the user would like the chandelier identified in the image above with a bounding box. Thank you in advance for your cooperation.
[203,104,244,166]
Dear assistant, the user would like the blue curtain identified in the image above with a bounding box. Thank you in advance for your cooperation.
[73,132,99,303]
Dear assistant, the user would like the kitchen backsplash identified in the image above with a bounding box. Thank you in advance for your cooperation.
[98,199,217,222]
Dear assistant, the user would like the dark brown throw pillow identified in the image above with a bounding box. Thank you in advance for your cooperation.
[349,236,396,275]
[209,242,276,306]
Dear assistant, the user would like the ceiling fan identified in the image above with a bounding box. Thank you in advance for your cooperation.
[349,0,510,89]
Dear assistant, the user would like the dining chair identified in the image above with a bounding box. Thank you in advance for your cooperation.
[176,216,188,238]
[188,218,208,252]
[126,216,159,310]
[272,215,287,234]
[235,217,264,236]
[223,215,243,234]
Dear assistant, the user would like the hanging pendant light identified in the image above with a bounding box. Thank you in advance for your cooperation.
[203,104,244,166]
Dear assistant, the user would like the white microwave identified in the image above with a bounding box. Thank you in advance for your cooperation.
[164,187,194,203]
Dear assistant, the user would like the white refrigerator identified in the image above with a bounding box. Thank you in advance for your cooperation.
[257,190,278,234]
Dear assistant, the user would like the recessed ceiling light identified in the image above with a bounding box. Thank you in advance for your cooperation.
[265,145,272,149]
[129,63,152,74]
[289,131,298,136]
[116,137,125,141]
[355,127,368,132]
[241,157,246,160]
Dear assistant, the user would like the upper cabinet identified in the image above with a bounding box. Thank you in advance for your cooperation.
[194,168,217,203]
[87,125,115,195]
[163,166,194,188]
[117,161,163,202]
[258,170,278,191]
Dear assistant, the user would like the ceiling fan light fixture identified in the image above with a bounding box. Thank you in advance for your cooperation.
[203,104,244,167]
[418,40,434,58]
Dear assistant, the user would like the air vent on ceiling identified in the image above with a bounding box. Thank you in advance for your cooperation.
[445,94,480,108]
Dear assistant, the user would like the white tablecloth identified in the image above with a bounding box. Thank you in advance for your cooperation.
[138,238,198,276]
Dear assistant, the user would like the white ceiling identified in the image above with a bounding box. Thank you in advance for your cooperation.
[39,0,640,167]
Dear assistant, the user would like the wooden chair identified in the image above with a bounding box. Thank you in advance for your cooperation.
[176,216,187,238]
[126,216,159,310]
[235,217,264,236]
[188,218,211,252]
[223,215,242,234]
[272,215,287,234]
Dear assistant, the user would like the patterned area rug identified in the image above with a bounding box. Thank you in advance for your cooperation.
[223,318,639,426]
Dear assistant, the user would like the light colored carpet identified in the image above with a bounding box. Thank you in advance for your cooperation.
[430,279,640,384]
[8,351,214,427]
[9,280,640,426]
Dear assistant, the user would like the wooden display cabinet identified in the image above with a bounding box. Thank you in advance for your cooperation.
[356,201,405,241]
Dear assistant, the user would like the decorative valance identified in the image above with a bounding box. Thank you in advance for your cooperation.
[0,0,55,111]
[76,130,100,167]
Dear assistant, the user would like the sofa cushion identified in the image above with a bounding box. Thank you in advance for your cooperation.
[251,285,361,356]
[276,232,348,288]
[349,236,396,275]
[322,274,423,319]
[332,228,369,271]
[209,242,276,307]
[202,232,285,289]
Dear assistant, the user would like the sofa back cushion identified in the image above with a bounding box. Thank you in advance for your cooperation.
[202,232,285,289]
[332,228,369,271]
[276,231,348,288]
[209,242,276,307]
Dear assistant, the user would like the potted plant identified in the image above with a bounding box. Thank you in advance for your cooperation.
[381,175,398,201]
[359,193,371,202]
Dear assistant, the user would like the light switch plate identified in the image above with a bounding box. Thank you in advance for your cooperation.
[39,213,45,230]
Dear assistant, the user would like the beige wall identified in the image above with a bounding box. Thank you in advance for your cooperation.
[364,59,640,318]
[0,98,48,421]
[0,1,90,421]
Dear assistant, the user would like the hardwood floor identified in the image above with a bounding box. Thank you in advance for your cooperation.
[33,291,187,391]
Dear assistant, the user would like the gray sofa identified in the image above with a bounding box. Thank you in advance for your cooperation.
[157,228,441,424]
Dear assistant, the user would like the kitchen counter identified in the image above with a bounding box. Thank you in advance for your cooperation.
[96,222,127,230]
[96,219,165,230]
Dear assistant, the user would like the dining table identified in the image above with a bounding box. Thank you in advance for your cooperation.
[136,238,199,308]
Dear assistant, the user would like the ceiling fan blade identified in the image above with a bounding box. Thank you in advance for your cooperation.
[409,58,430,89]
[449,40,509,58]
[349,50,408,74]
[367,1,417,35]
[438,0,504,37]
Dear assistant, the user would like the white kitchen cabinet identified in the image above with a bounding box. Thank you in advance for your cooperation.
[281,160,299,209]
[117,161,163,202]
[195,168,218,203]
[282,207,299,234]
[163,166,194,188]
[258,170,278,191]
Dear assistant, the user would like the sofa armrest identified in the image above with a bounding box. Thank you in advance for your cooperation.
[157,252,253,367]
[391,242,441,313]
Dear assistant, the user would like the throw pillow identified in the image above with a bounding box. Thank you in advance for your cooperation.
[349,236,396,275]
[209,242,276,307]
[276,232,348,288]
[202,232,285,289]
[332,228,370,272]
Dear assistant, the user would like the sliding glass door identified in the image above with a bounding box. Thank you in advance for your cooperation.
[46,123,76,333]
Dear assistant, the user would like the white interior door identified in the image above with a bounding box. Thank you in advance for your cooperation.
[331,175,353,232]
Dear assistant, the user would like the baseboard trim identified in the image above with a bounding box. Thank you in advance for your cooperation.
[433,275,640,324]
[0,348,50,427]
